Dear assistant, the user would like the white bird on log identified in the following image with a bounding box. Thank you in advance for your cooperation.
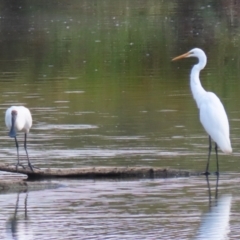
[5,106,34,171]
[172,48,232,175]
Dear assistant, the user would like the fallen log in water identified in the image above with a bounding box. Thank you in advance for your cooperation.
[0,164,192,180]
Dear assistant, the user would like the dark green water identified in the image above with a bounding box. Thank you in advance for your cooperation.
[0,1,240,239]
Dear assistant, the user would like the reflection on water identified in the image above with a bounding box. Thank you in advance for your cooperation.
[0,0,240,239]
[6,192,32,240]
[196,195,232,240]
[0,175,238,239]
[196,176,232,240]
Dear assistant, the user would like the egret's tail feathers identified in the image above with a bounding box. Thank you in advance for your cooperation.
[223,147,232,154]
[217,136,232,154]
[221,144,232,154]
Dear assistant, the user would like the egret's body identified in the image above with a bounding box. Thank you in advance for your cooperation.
[172,48,232,174]
[5,106,34,171]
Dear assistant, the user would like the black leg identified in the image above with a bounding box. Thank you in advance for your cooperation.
[215,143,219,175]
[24,133,34,172]
[14,137,25,171]
[203,136,212,175]
[215,174,219,199]
[14,137,19,165]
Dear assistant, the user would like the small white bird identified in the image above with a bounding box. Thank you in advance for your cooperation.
[5,106,34,171]
[172,48,232,175]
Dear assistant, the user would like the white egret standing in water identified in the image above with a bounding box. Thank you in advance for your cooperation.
[5,106,34,171]
[172,48,232,174]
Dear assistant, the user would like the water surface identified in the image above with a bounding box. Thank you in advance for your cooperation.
[0,0,240,239]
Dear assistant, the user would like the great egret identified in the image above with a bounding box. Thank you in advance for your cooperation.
[5,106,34,171]
[172,48,232,175]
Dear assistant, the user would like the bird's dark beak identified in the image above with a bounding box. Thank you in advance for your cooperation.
[9,113,17,138]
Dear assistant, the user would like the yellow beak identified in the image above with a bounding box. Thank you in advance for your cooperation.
[172,52,190,61]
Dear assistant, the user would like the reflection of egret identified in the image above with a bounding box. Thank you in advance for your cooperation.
[5,106,34,171]
[6,192,32,240]
[206,175,219,204]
[172,48,232,174]
[195,176,232,240]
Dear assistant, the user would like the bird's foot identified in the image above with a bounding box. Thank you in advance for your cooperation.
[27,163,40,172]
[15,163,26,172]
[201,171,211,176]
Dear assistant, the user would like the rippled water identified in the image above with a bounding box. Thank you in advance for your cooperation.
[0,0,240,239]
[0,174,239,239]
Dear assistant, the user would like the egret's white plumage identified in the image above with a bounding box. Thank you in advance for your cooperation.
[172,48,232,174]
[5,106,34,171]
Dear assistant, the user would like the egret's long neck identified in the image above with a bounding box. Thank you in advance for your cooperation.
[190,57,207,108]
